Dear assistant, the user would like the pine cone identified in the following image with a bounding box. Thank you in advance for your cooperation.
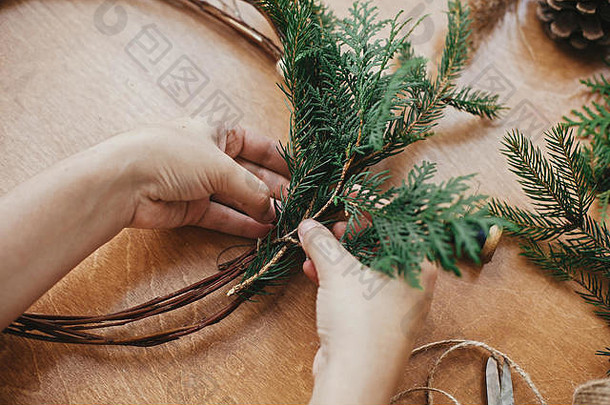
[537,0,610,51]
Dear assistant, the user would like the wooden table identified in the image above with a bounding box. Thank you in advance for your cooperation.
[0,0,608,403]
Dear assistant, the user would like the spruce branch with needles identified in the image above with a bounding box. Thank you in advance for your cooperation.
[492,76,610,364]
[490,123,610,363]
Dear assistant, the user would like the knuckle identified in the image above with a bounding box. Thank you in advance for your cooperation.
[251,183,271,208]
[243,168,267,194]
[223,126,245,153]
[209,163,231,192]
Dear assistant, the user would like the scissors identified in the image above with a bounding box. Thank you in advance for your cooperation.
[486,356,515,405]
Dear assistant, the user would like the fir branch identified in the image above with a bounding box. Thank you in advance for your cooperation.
[493,124,610,366]
[564,75,610,214]
[488,200,568,240]
[225,0,505,293]
[342,162,495,283]
[523,240,610,320]
[545,125,596,216]
[355,0,503,169]
[600,191,610,222]
[437,0,470,85]
[500,129,580,222]
[565,100,610,139]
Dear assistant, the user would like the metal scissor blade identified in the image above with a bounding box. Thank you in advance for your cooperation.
[486,357,502,405]
[500,361,515,405]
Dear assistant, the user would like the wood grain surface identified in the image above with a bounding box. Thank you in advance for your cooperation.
[0,0,608,403]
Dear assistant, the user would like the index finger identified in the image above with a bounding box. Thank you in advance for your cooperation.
[211,154,276,224]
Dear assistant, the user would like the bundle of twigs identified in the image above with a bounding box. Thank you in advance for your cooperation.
[3,0,282,347]
[7,248,256,345]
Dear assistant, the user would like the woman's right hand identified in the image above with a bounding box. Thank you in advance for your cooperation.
[297,219,438,405]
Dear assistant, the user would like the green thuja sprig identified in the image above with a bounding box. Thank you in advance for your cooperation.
[565,75,610,218]
[565,75,610,138]
[230,0,503,294]
[341,162,496,287]
[4,0,504,347]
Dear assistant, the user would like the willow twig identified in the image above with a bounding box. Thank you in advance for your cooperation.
[176,0,283,60]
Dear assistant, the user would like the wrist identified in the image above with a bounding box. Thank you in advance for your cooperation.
[312,359,398,405]
[328,310,416,372]
[311,337,413,405]
[74,136,144,229]
[0,136,145,328]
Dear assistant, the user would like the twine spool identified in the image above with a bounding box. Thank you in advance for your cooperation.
[481,225,503,263]
[392,339,609,405]
[391,339,546,405]
[573,378,610,405]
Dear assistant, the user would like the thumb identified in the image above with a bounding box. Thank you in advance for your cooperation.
[298,219,352,285]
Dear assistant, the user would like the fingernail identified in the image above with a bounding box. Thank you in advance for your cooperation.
[262,205,276,223]
[298,219,318,240]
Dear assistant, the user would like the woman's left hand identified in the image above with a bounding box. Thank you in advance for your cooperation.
[104,118,290,238]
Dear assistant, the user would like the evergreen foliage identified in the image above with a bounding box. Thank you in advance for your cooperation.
[565,75,610,218]
[233,0,502,294]
[5,0,502,346]
[490,74,610,361]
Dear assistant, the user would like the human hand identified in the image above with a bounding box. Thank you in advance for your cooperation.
[297,219,437,405]
[0,118,289,330]
[100,118,290,238]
